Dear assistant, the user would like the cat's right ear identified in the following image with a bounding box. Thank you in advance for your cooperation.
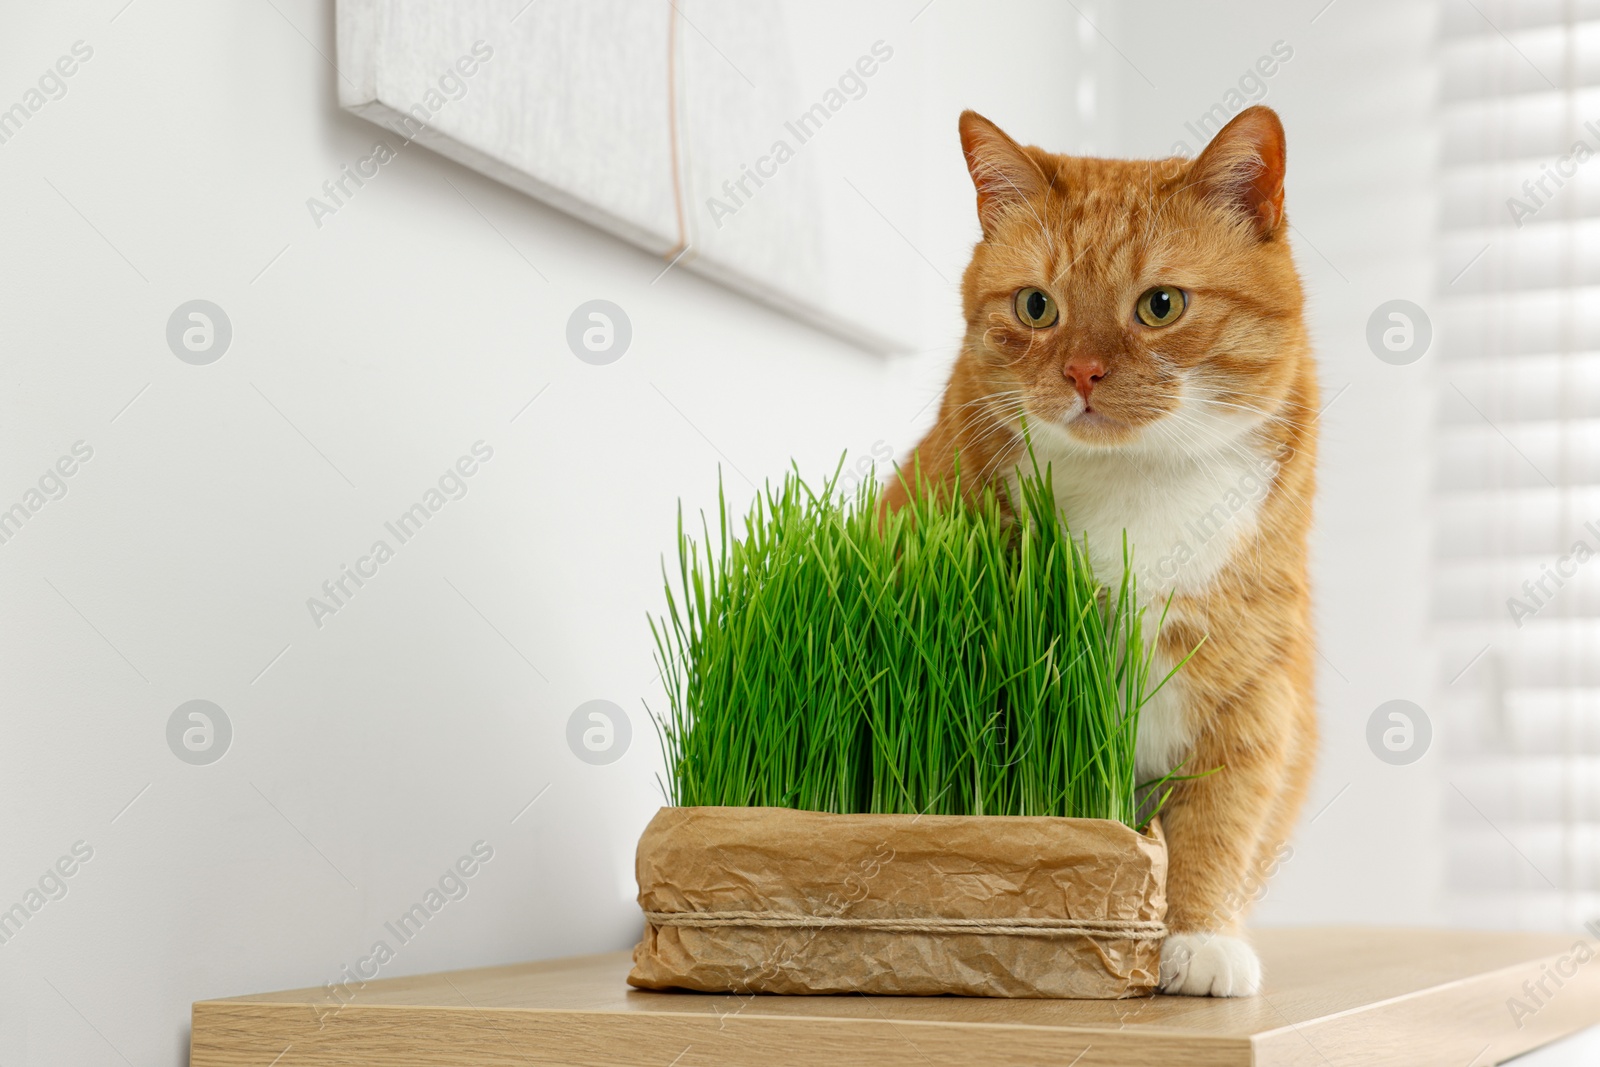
[959,111,1046,237]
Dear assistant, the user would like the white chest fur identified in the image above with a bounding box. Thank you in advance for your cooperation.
[1015,430,1280,778]
[1024,435,1275,598]
[1134,657,1193,779]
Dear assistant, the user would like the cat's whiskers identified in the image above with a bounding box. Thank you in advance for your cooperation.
[1181,396,1298,434]
[1188,381,1317,414]
[970,405,1029,452]
[1152,406,1316,530]
[945,388,1026,419]
[1151,399,1280,498]
[1148,412,1235,488]
[1154,399,1265,463]
[1144,373,1296,428]
[1148,390,1294,434]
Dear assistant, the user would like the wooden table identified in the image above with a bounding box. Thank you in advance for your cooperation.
[190,927,1600,1066]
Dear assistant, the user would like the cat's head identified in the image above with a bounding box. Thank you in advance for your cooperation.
[956,106,1305,457]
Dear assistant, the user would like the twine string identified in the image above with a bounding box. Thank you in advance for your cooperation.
[644,910,1167,941]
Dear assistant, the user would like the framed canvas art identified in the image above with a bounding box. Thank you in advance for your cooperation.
[336,0,914,350]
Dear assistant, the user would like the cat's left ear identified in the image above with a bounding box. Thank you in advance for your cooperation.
[1190,105,1286,237]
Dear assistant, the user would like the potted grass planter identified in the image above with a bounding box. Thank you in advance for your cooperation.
[629,460,1190,999]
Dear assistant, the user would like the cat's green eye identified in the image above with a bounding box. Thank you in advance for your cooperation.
[1135,286,1186,328]
[1014,287,1059,328]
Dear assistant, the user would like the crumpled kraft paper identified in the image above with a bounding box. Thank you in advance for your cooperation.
[628,806,1167,998]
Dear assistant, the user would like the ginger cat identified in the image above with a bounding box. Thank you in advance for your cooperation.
[885,106,1317,997]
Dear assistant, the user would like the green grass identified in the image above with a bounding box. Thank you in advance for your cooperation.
[648,453,1194,831]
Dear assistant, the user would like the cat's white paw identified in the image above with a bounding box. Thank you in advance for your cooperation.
[1159,932,1261,997]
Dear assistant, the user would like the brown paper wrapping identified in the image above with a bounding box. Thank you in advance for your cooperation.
[628,806,1167,998]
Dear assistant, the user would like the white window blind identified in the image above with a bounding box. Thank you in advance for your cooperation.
[1439,0,1600,929]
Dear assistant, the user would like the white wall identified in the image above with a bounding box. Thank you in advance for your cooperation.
[0,2,1077,1064]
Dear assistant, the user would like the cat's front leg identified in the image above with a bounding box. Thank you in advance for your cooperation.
[1153,731,1291,997]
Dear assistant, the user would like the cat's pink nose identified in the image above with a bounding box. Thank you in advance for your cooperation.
[1062,358,1106,400]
